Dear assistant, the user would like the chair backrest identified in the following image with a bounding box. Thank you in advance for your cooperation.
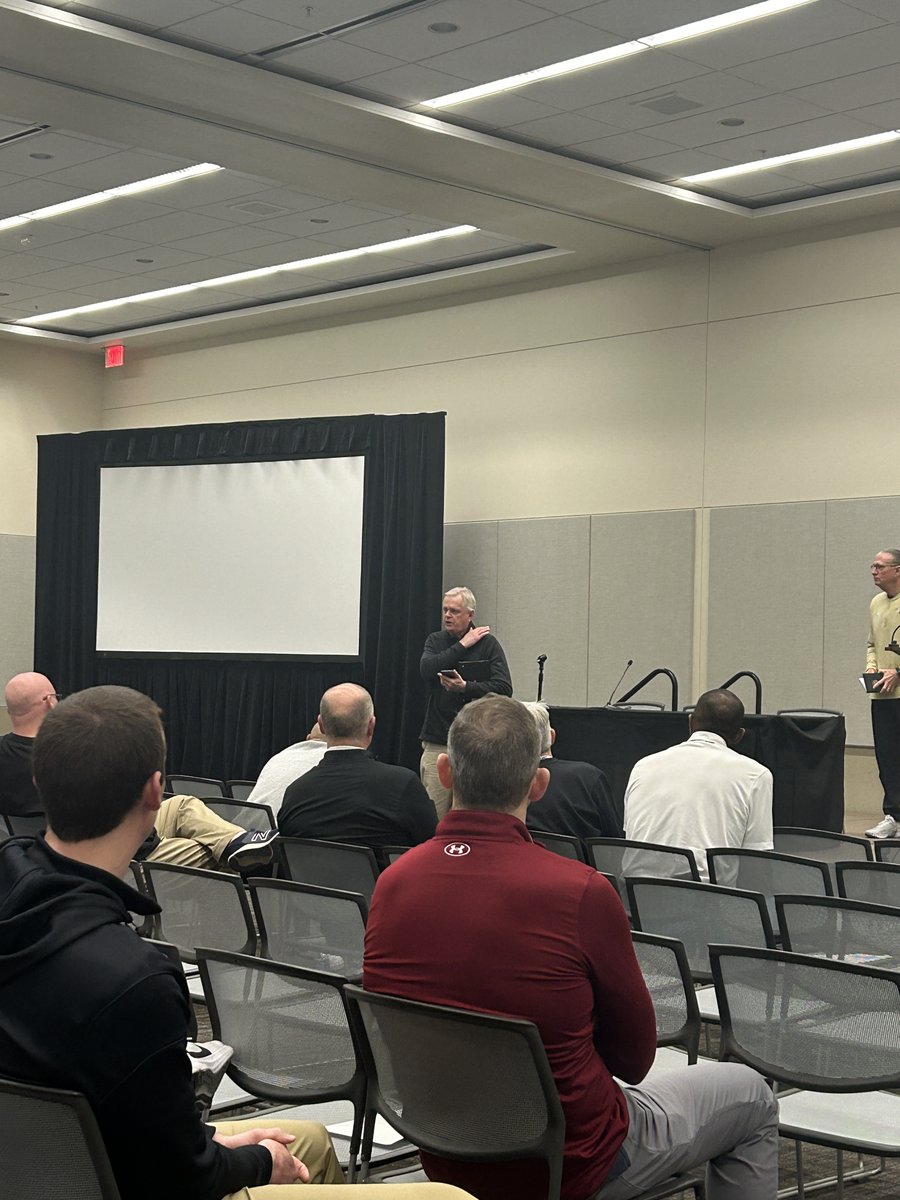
[874,839,900,865]
[203,797,275,832]
[711,944,900,1091]
[278,838,380,903]
[584,837,700,882]
[530,831,587,863]
[631,931,700,1062]
[141,862,257,964]
[344,985,565,1200]
[197,948,366,1167]
[0,1076,122,1199]
[706,848,831,930]
[226,780,257,801]
[166,775,227,798]
[776,894,900,971]
[776,709,842,718]
[249,878,367,979]
[375,845,411,870]
[773,827,872,890]
[835,859,900,908]
[627,877,774,983]
[5,812,46,836]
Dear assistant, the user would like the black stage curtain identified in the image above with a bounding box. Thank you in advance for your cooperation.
[34,413,444,778]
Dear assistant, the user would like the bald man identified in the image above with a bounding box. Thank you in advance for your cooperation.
[278,683,437,848]
[0,673,59,816]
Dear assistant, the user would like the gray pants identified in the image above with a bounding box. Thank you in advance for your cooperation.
[595,1063,778,1200]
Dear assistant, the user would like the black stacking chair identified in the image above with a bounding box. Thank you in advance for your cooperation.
[166,775,227,798]
[278,837,381,904]
[203,797,275,832]
[835,859,900,908]
[248,878,367,980]
[530,830,588,862]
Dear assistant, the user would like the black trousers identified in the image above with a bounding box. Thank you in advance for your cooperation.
[871,699,900,817]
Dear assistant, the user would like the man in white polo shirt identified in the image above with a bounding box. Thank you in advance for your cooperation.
[624,689,773,883]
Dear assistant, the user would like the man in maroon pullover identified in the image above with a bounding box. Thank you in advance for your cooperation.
[364,695,777,1200]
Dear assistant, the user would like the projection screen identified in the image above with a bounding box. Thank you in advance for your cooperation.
[96,456,364,657]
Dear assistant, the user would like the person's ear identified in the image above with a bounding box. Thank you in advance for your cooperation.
[733,727,745,746]
[367,715,376,738]
[141,771,164,814]
[527,766,550,805]
[437,753,453,790]
[550,727,557,747]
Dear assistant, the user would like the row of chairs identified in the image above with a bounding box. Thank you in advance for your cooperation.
[166,775,258,801]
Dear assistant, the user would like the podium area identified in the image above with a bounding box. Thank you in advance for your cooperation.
[549,707,845,833]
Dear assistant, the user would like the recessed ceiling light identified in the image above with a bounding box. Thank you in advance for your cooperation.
[719,117,745,127]
[309,217,329,224]
[135,258,154,263]
[18,225,480,325]
[29,152,53,160]
[429,22,459,33]
[680,129,900,184]
[421,0,819,109]
[0,163,222,233]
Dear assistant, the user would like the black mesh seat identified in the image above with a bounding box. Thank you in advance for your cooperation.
[530,831,588,862]
[706,848,831,934]
[584,837,699,917]
[249,878,367,980]
[203,797,275,832]
[874,839,900,865]
[777,894,900,972]
[345,986,705,1200]
[774,827,873,890]
[630,931,701,1076]
[278,837,380,903]
[198,949,366,1179]
[711,945,900,1193]
[226,780,257,801]
[836,859,900,908]
[166,775,227,798]
[141,861,257,965]
[0,1076,122,1199]
[5,812,46,836]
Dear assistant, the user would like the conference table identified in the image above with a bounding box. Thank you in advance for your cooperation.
[548,706,845,833]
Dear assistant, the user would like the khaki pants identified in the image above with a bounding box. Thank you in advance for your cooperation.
[216,1118,474,1199]
[420,742,452,820]
[148,794,243,870]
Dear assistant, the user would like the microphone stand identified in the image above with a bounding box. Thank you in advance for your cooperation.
[536,654,547,701]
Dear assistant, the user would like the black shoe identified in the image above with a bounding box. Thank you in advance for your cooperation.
[225,828,280,868]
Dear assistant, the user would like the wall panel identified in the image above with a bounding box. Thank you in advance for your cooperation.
[442,522,499,626]
[0,533,35,696]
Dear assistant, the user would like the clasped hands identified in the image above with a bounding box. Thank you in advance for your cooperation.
[213,1127,310,1185]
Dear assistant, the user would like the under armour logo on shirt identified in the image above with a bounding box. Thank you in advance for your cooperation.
[444,842,471,857]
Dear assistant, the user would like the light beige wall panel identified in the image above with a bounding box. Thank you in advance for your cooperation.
[104,253,710,414]
[708,502,826,714]
[587,510,695,709]
[705,294,900,509]
[0,533,35,694]
[496,516,590,705]
[105,325,709,524]
[442,522,499,627]
[0,341,102,534]
[823,497,900,746]
[710,224,900,322]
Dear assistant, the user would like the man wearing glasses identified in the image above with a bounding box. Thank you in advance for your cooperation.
[0,673,60,816]
[865,551,900,839]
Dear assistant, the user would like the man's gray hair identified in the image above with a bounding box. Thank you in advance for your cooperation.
[878,548,900,565]
[444,586,476,614]
[447,695,540,811]
[522,701,552,755]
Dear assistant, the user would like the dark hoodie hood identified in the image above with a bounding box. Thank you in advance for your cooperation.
[0,834,158,985]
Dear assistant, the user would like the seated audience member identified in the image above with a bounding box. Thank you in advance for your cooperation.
[522,701,623,840]
[364,695,777,1200]
[247,722,327,817]
[624,688,774,883]
[278,684,436,849]
[0,672,277,870]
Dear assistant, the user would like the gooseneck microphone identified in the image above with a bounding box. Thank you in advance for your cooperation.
[606,659,634,706]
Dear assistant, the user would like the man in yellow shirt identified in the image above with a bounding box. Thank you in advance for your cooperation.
[865,549,900,838]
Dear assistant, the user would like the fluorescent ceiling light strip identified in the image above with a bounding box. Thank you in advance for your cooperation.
[680,130,900,183]
[18,224,479,324]
[421,0,818,109]
[0,163,222,233]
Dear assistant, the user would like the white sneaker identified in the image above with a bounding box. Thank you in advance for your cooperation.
[865,815,900,839]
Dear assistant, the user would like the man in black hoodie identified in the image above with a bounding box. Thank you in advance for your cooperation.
[0,685,345,1200]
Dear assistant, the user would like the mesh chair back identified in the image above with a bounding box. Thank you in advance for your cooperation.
[627,877,774,983]
[249,878,367,979]
[197,949,366,1174]
[774,828,872,890]
[166,775,227,798]
[584,837,699,882]
[227,780,257,801]
[5,812,46,836]
[344,985,565,1200]
[279,838,380,903]
[530,831,587,863]
[203,798,275,832]
[875,839,900,865]
[376,846,410,870]
[141,862,256,964]
[836,860,900,908]
[711,945,900,1091]
[0,1076,122,1199]
[706,848,831,930]
[631,931,700,1061]
[777,894,900,971]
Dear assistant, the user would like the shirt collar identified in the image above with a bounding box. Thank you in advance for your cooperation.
[685,730,729,750]
[436,809,532,842]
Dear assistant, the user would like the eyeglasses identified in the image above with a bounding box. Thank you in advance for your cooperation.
[871,564,899,572]
[42,692,63,701]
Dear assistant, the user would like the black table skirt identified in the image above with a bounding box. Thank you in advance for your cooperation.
[548,707,845,833]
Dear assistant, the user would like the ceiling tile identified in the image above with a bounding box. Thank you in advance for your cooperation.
[91,246,207,275]
[140,255,259,284]
[567,128,683,164]
[41,199,179,234]
[763,138,900,183]
[273,38,405,82]
[191,191,335,224]
[24,262,125,290]
[791,64,900,114]
[519,49,709,110]
[236,0,389,31]
[0,130,122,177]
[0,250,76,280]
[223,237,346,268]
[26,231,151,264]
[168,224,288,255]
[75,0,222,30]
[167,8,309,53]
[302,214,449,249]
[439,92,562,127]
[0,177,85,216]
[352,63,475,105]
[107,211,233,243]
[730,21,900,91]
[257,201,393,237]
[343,0,553,61]
[837,0,900,17]
[41,149,196,191]
[504,111,622,146]
[639,93,836,151]
[697,112,888,162]
[575,71,773,131]
[568,0,748,39]
[851,98,900,128]
[627,146,734,182]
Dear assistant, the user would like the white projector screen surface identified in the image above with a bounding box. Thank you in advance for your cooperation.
[96,457,364,656]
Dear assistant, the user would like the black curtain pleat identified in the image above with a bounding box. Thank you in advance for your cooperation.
[34,412,444,777]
